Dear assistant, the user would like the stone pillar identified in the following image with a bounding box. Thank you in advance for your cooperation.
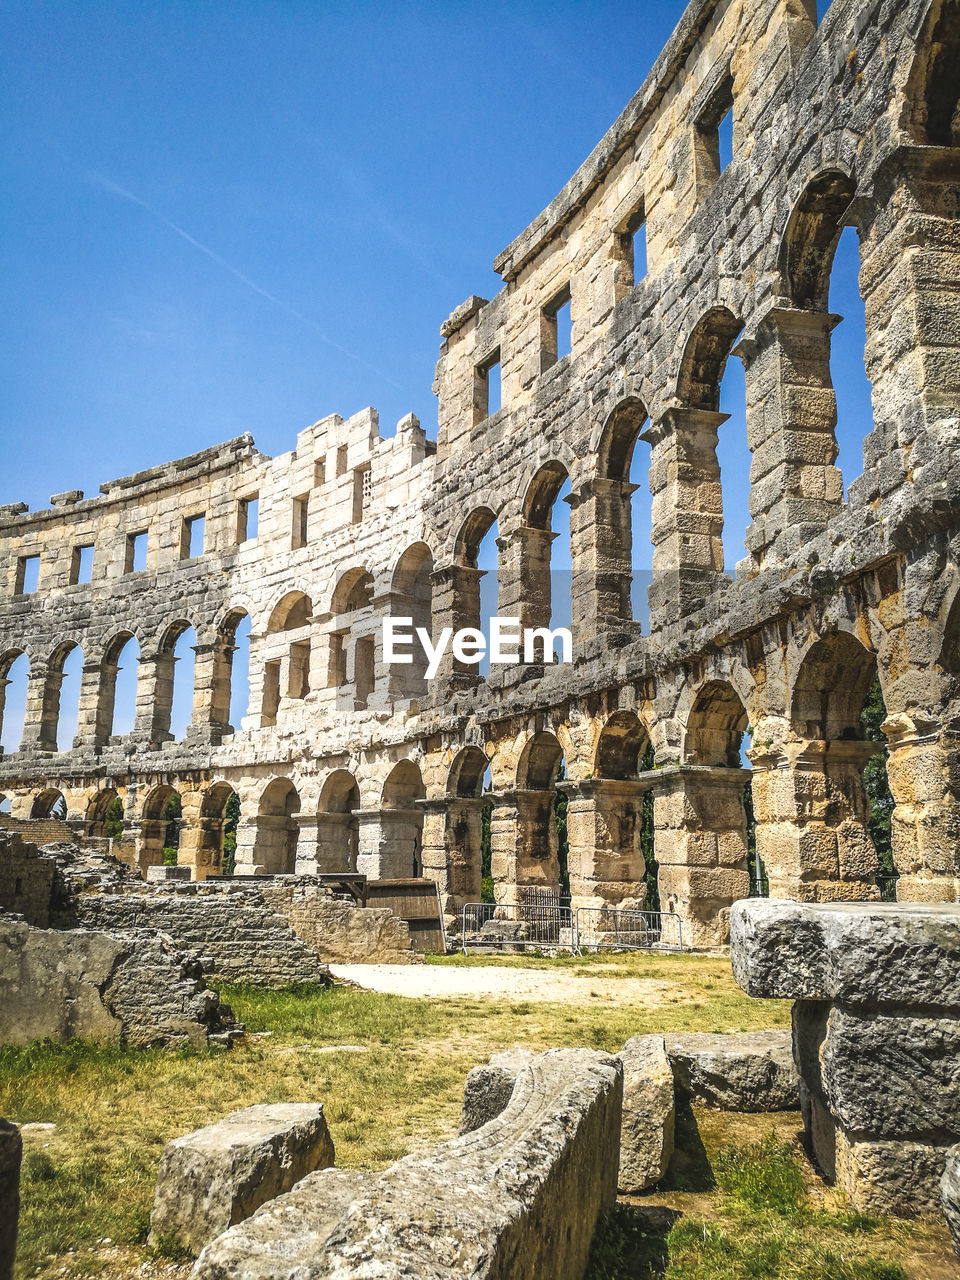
[246,813,298,875]
[0,676,10,753]
[643,409,726,624]
[133,817,168,874]
[497,523,558,634]
[354,808,422,879]
[232,816,259,876]
[18,661,55,753]
[852,146,960,508]
[420,796,484,926]
[133,652,176,746]
[428,564,485,685]
[884,716,960,903]
[739,308,844,571]
[567,477,638,647]
[176,791,221,881]
[750,741,879,902]
[488,789,560,902]
[564,779,648,912]
[189,639,235,743]
[73,660,105,750]
[650,767,751,947]
[91,661,120,747]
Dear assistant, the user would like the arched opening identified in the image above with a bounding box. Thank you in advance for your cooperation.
[255,777,300,874]
[329,570,374,706]
[766,631,885,900]
[197,782,240,877]
[381,760,426,878]
[0,650,29,755]
[101,633,140,741]
[781,171,871,499]
[268,592,313,633]
[390,543,434,695]
[31,788,66,820]
[454,508,499,678]
[318,770,360,872]
[86,788,123,839]
[0,795,10,815]
[597,399,652,631]
[520,463,572,661]
[910,1,960,147]
[153,622,197,743]
[595,710,649,780]
[140,784,182,868]
[444,746,489,909]
[41,642,84,753]
[512,731,567,899]
[220,610,251,733]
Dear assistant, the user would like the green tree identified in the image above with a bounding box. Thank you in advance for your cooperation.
[480,798,494,903]
[554,764,570,900]
[639,742,659,911]
[104,796,124,840]
[221,792,241,877]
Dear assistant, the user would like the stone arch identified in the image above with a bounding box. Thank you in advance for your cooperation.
[516,731,564,791]
[780,169,857,311]
[596,397,648,482]
[41,640,84,753]
[390,544,434,695]
[594,711,650,780]
[379,760,426,878]
[522,461,568,530]
[100,631,140,743]
[676,306,744,411]
[790,631,878,740]
[216,607,252,734]
[317,769,360,872]
[255,777,301,874]
[907,0,960,147]
[330,570,372,616]
[153,620,197,744]
[30,787,66,820]
[327,570,374,704]
[268,591,312,633]
[455,508,498,569]
[446,746,488,798]
[86,787,121,838]
[684,680,749,767]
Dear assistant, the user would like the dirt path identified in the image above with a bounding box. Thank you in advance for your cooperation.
[328,962,673,1005]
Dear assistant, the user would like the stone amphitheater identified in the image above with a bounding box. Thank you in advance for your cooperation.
[1,0,959,960]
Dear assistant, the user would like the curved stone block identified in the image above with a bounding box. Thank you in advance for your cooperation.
[192,1049,621,1280]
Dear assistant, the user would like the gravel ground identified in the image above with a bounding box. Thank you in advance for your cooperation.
[328,962,672,1005]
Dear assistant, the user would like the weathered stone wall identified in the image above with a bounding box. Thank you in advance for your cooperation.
[1,0,959,945]
[0,831,54,926]
[0,919,237,1048]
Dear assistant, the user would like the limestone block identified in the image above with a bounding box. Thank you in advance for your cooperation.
[618,1035,675,1192]
[150,1103,335,1254]
[664,1030,798,1112]
[0,1119,21,1280]
[941,1145,960,1258]
[730,899,960,1006]
[835,1131,952,1219]
[194,1049,622,1280]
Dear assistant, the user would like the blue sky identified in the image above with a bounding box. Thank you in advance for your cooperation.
[1,0,869,753]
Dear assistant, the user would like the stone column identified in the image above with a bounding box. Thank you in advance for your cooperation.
[567,477,638,647]
[420,796,485,926]
[883,716,960,903]
[750,741,879,902]
[133,817,168,874]
[650,766,751,948]
[738,308,844,570]
[497,523,558,636]
[492,789,560,899]
[643,409,726,625]
[133,651,176,746]
[72,660,105,750]
[176,790,222,882]
[563,779,648,912]
[188,639,236,744]
[18,661,55,753]
[428,564,485,685]
[852,146,960,508]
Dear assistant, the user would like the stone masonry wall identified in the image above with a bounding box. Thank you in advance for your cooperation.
[1,0,959,946]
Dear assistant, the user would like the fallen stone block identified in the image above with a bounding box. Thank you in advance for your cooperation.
[942,1145,960,1257]
[458,1048,534,1134]
[0,1119,21,1280]
[151,1103,334,1254]
[618,1035,675,1191]
[664,1030,798,1112]
[193,1049,621,1279]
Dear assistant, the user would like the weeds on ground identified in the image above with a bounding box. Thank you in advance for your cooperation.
[586,1137,909,1280]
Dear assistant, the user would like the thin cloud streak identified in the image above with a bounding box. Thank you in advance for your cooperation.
[89,172,402,388]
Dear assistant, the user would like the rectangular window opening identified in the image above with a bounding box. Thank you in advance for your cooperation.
[620,204,647,286]
[16,555,40,595]
[262,660,281,726]
[292,495,309,549]
[474,349,502,423]
[697,75,735,187]
[336,445,348,476]
[314,459,325,488]
[70,544,94,585]
[125,532,147,574]
[181,514,205,560]
[542,287,572,369]
[352,466,372,524]
[288,640,310,699]
[237,495,258,543]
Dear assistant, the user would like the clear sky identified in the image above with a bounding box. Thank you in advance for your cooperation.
[1,0,868,751]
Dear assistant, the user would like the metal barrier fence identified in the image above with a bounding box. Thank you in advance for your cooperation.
[460,901,683,954]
